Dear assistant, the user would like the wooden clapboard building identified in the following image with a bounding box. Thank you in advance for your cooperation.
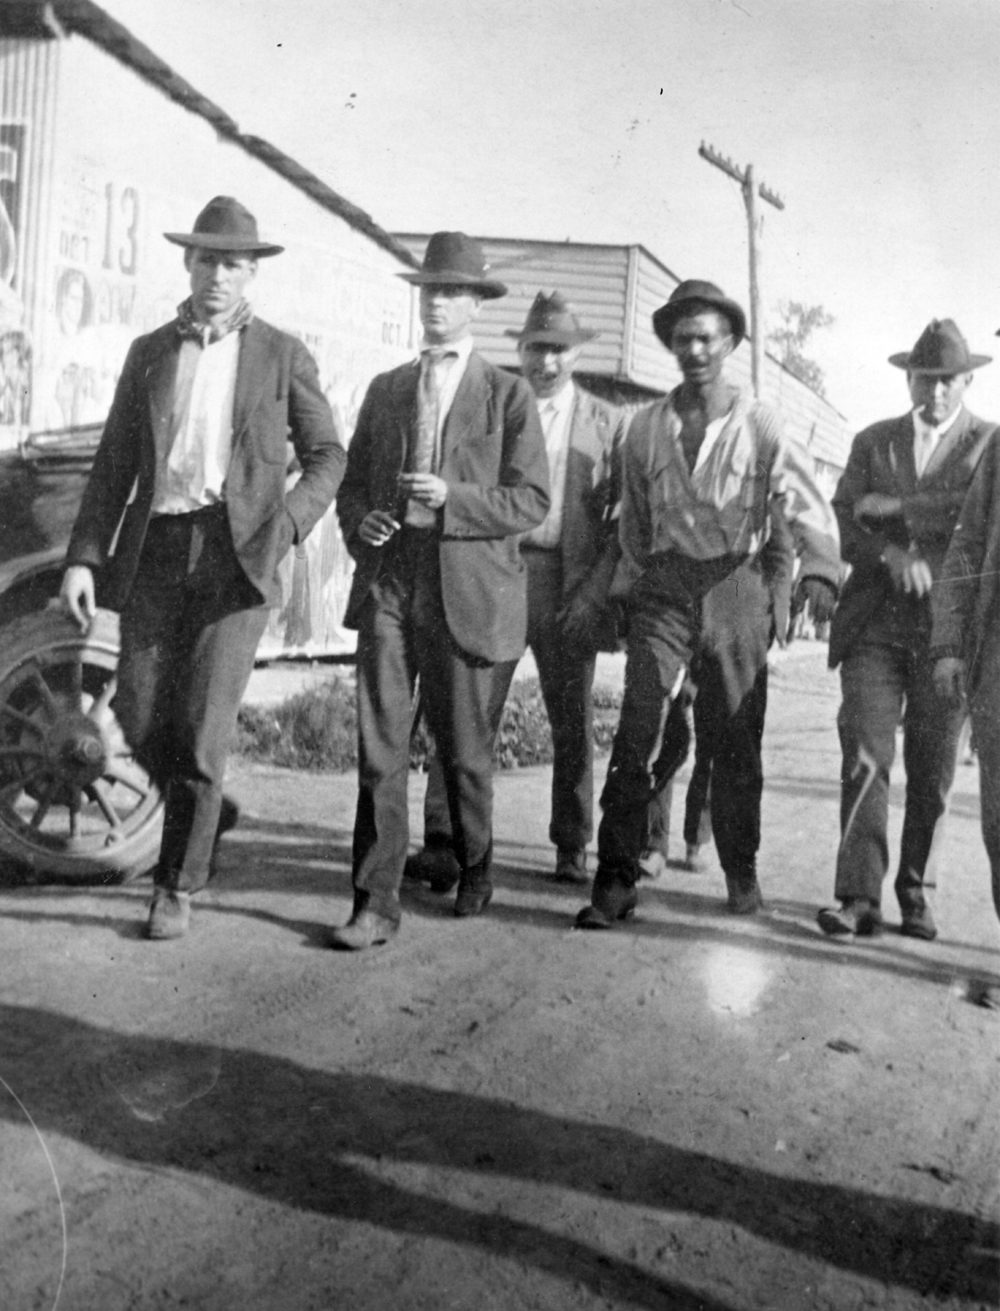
[396,233,852,497]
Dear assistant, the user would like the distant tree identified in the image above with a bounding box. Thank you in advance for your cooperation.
[767,300,834,397]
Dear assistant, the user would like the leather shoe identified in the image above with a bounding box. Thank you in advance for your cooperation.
[817,898,884,938]
[900,906,937,941]
[553,848,589,884]
[575,877,638,929]
[725,873,764,915]
[637,848,667,880]
[216,795,240,840]
[403,844,461,893]
[329,909,399,950]
[684,843,706,873]
[145,889,191,940]
[454,878,493,918]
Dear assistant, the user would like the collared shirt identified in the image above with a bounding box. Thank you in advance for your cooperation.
[423,333,473,448]
[614,386,839,592]
[403,334,474,527]
[912,404,961,479]
[152,329,240,514]
[522,381,575,549]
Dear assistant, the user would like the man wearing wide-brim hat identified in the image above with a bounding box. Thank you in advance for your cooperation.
[575,278,841,929]
[405,290,627,891]
[335,232,550,948]
[818,318,998,943]
[61,195,344,939]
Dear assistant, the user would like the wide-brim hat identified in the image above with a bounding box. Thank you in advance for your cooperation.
[164,195,284,257]
[399,231,507,299]
[652,279,747,348]
[505,290,598,347]
[889,318,991,373]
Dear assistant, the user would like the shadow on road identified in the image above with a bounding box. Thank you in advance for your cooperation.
[2,1003,996,1308]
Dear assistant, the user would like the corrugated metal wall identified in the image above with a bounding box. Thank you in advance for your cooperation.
[0,36,61,446]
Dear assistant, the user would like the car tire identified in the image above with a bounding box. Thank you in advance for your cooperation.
[0,606,163,883]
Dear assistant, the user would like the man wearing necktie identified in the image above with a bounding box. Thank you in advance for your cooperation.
[818,319,997,941]
[334,232,549,949]
[406,292,626,888]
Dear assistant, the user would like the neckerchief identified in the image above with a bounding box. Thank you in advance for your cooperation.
[175,296,254,346]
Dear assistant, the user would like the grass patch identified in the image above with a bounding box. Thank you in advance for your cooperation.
[236,675,623,773]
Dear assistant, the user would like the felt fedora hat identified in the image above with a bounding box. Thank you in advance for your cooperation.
[505,291,599,347]
[889,319,991,373]
[164,196,284,257]
[652,279,747,348]
[399,231,507,299]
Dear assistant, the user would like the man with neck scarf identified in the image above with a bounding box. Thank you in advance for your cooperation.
[61,196,344,940]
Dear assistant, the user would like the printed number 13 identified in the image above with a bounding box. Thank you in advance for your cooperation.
[103,183,139,275]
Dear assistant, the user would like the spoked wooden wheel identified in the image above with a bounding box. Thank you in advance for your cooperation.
[0,608,162,882]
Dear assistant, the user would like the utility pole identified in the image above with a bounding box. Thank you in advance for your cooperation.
[698,142,784,397]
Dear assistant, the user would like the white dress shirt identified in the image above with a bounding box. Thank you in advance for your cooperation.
[153,332,240,513]
[523,381,575,549]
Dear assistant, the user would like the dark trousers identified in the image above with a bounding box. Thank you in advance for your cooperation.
[644,691,713,857]
[352,530,515,921]
[595,554,752,887]
[967,633,1000,921]
[114,506,269,894]
[422,546,596,853]
[835,637,966,912]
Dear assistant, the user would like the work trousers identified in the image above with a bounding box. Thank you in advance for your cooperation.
[835,637,965,912]
[969,633,1000,921]
[595,552,751,889]
[644,690,713,858]
[114,505,269,894]
[352,529,515,921]
[422,546,597,853]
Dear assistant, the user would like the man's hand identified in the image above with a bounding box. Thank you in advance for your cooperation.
[795,576,837,625]
[854,492,903,525]
[398,472,448,510]
[933,656,966,703]
[60,565,96,630]
[357,510,400,547]
[881,543,933,597]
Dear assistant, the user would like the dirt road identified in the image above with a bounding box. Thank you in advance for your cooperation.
[2,647,998,1310]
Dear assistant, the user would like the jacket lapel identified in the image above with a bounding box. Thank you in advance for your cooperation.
[231,319,269,441]
[921,405,971,481]
[391,360,420,470]
[889,413,919,493]
[441,352,488,464]
[146,331,181,461]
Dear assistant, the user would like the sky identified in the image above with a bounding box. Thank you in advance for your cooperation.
[103,0,1000,429]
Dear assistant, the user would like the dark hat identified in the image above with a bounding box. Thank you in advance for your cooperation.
[399,231,507,299]
[889,319,991,373]
[652,279,747,348]
[505,291,599,347]
[164,196,284,257]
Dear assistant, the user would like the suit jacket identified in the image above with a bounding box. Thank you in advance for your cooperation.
[66,317,344,609]
[930,430,1000,694]
[338,350,549,663]
[828,406,998,667]
[551,385,626,649]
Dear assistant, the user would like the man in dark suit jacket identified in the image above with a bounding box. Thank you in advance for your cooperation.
[334,232,550,949]
[406,291,626,889]
[61,196,344,939]
[819,319,997,941]
[932,431,1000,959]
